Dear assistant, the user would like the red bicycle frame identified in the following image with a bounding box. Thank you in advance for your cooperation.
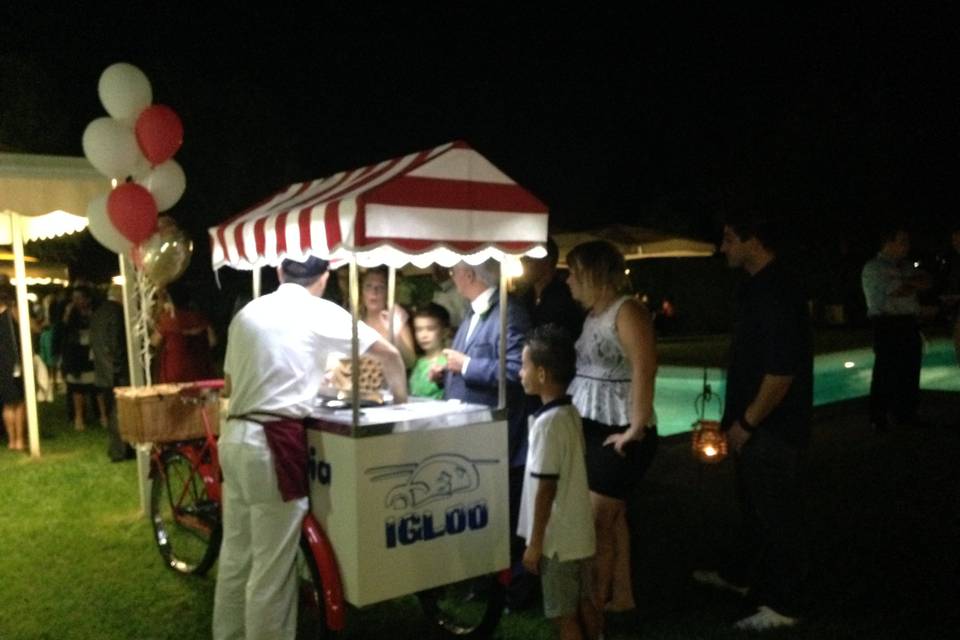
[168,381,223,505]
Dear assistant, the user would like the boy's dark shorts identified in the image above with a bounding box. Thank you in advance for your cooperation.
[540,554,594,618]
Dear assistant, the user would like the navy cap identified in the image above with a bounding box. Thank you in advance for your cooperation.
[281,256,329,277]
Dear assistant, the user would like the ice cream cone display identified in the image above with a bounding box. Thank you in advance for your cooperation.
[331,356,385,404]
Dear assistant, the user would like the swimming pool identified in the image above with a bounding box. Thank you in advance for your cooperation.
[654,337,958,437]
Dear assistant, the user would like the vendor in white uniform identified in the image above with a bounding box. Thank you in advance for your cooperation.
[213,256,408,640]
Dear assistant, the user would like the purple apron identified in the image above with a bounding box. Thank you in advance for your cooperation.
[230,413,310,502]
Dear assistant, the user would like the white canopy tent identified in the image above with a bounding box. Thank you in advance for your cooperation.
[0,152,113,456]
[0,250,70,286]
[554,224,715,265]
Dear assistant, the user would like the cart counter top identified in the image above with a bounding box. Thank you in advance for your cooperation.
[308,398,505,438]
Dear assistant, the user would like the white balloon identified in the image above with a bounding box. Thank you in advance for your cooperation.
[86,194,132,255]
[98,62,153,126]
[82,117,150,180]
[138,159,186,212]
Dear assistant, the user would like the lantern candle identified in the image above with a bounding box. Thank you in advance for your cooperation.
[692,419,728,463]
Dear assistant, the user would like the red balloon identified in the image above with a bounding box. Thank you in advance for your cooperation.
[135,104,184,165]
[107,183,159,244]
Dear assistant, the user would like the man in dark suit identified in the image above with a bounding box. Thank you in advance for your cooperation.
[434,258,533,608]
[441,259,528,463]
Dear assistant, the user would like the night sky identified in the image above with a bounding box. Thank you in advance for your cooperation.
[2,4,958,285]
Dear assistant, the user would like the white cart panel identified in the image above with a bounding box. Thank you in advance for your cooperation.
[307,417,510,607]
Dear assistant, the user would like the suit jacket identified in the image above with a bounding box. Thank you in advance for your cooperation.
[444,290,530,467]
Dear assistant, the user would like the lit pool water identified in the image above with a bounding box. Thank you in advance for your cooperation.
[654,338,958,437]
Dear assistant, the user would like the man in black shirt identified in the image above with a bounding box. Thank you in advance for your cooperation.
[694,215,812,630]
[520,236,585,340]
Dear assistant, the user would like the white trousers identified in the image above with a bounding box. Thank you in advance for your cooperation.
[213,419,309,640]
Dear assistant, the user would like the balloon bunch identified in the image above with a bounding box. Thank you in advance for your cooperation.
[83,62,192,287]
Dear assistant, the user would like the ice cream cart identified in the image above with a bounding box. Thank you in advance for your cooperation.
[208,141,548,637]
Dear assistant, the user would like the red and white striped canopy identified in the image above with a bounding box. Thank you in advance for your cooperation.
[209,141,549,270]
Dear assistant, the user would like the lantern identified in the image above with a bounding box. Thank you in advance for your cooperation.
[691,420,728,463]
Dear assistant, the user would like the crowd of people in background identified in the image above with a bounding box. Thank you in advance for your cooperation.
[0,275,216,457]
[0,282,29,451]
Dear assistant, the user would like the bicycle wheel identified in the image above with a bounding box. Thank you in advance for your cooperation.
[417,573,505,638]
[150,448,222,575]
[296,536,336,640]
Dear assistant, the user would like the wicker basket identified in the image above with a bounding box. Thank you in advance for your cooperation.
[115,384,220,444]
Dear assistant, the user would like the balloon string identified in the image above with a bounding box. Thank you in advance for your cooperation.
[134,268,156,387]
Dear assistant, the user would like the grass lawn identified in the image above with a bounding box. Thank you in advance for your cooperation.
[2,390,959,639]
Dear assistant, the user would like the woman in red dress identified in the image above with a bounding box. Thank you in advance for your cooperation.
[151,283,215,383]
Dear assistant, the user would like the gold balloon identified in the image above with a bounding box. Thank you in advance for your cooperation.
[139,222,193,287]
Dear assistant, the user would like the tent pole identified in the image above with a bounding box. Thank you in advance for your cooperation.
[119,255,146,387]
[11,213,40,457]
[498,264,507,409]
[349,257,360,425]
[252,266,262,299]
[387,266,396,345]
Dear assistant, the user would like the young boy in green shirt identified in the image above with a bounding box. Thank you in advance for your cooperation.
[408,303,450,399]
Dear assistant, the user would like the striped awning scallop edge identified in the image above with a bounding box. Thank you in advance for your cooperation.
[208,141,549,270]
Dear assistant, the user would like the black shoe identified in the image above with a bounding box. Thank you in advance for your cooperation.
[505,576,539,611]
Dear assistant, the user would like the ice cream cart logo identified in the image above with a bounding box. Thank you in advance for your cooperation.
[366,454,498,549]
[366,453,497,510]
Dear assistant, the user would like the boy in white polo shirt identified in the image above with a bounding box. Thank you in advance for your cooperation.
[518,324,601,640]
